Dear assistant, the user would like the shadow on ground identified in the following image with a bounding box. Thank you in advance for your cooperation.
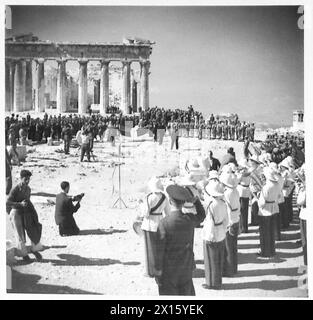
[8,270,100,294]
[78,229,128,236]
[41,253,140,267]
[235,267,300,277]
[193,266,301,281]
[31,192,57,198]
[221,279,299,291]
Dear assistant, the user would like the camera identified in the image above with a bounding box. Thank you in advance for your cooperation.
[73,193,85,201]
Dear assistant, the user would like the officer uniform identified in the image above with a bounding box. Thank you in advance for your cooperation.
[155,185,205,296]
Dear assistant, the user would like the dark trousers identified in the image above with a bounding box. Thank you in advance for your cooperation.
[287,189,295,223]
[239,197,249,233]
[279,202,288,229]
[158,278,195,296]
[64,138,71,154]
[203,240,225,288]
[89,138,94,151]
[143,231,159,277]
[251,200,259,226]
[59,220,80,236]
[300,218,307,266]
[80,143,90,162]
[282,197,290,229]
[223,223,239,276]
[170,135,179,150]
[157,129,165,145]
[153,130,157,142]
[259,215,276,257]
[273,212,281,241]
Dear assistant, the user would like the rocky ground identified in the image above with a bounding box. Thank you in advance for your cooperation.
[6,132,308,297]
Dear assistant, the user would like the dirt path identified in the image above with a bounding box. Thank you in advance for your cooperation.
[6,134,308,297]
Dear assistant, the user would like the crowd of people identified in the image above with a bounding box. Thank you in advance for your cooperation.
[5,106,256,162]
[261,132,305,167]
[134,145,306,295]
[5,105,306,296]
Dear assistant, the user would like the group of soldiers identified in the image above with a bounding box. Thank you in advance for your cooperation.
[5,105,255,155]
[261,132,305,167]
[4,103,307,296]
[135,145,306,294]
[138,106,255,141]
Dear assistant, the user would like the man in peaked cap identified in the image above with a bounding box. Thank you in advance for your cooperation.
[154,184,205,296]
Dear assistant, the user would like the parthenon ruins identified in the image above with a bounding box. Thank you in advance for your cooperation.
[5,35,153,114]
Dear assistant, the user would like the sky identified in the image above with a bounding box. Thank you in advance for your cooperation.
[7,5,304,127]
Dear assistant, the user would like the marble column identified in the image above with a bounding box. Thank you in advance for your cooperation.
[93,79,100,104]
[78,59,88,114]
[56,59,66,113]
[140,60,150,110]
[100,60,110,114]
[9,60,16,112]
[137,79,141,112]
[34,59,45,112]
[13,59,25,113]
[44,93,50,110]
[5,60,11,112]
[131,79,137,113]
[122,60,131,114]
[25,60,33,111]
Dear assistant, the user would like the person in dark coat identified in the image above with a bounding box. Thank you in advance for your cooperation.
[6,148,12,195]
[220,147,238,170]
[43,121,51,143]
[6,170,43,261]
[154,184,205,296]
[61,123,73,155]
[55,181,83,236]
[208,151,221,171]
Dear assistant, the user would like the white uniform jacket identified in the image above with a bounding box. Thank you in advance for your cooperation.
[224,187,241,225]
[202,196,229,243]
[258,181,280,216]
[139,192,171,232]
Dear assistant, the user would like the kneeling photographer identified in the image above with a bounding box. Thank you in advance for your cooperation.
[55,181,84,236]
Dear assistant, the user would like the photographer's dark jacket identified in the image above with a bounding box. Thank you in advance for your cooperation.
[55,192,80,228]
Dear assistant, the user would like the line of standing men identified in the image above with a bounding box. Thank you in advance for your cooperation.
[135,148,305,295]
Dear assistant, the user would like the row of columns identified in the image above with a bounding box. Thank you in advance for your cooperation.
[5,59,45,113]
[5,58,150,114]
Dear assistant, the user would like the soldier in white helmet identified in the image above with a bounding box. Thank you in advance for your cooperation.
[219,170,240,276]
[136,177,171,277]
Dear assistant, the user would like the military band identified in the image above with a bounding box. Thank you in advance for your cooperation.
[135,147,305,294]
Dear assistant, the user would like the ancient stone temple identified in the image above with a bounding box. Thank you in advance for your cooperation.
[5,36,153,114]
